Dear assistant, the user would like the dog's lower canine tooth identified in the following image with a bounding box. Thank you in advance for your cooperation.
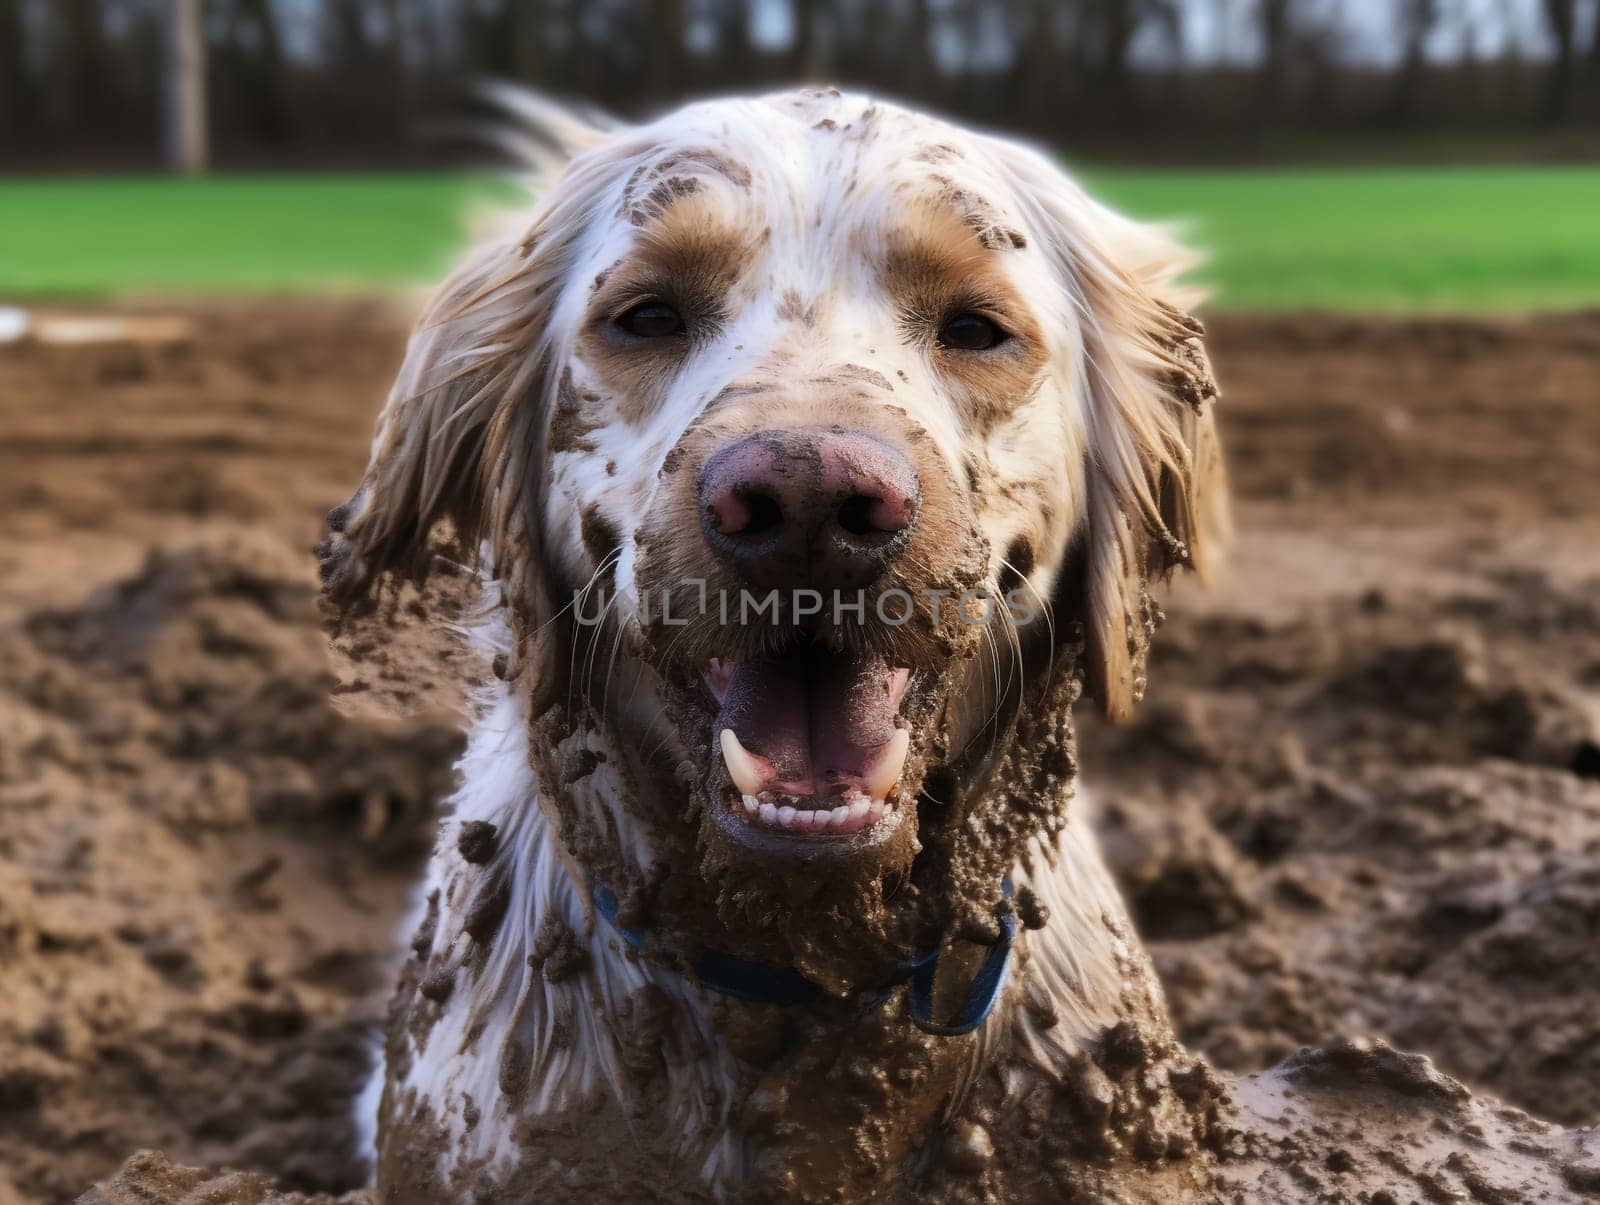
[865,728,911,801]
[719,728,766,796]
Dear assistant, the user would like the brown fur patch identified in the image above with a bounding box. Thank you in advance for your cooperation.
[652,146,753,190]
[580,505,621,568]
[580,197,762,426]
[881,206,1048,433]
[619,147,754,226]
[830,363,895,391]
[625,175,704,227]
[928,172,1026,250]
[776,288,817,327]
[710,381,777,407]
[549,370,600,455]
[964,454,986,494]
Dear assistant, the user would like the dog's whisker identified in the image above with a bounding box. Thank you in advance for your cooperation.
[564,549,625,716]
[530,545,622,647]
[1001,555,1056,702]
[579,590,624,714]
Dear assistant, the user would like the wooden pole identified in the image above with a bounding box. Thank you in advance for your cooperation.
[164,0,207,175]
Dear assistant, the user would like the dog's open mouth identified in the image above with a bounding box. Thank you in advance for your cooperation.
[706,647,912,838]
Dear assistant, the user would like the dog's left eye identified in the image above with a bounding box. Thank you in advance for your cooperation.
[937,313,1007,351]
[617,302,685,339]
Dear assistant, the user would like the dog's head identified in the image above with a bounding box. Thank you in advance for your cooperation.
[322,90,1225,992]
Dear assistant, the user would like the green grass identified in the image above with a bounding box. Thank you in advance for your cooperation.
[2,167,1599,310]
[1082,166,1600,311]
[0,173,524,296]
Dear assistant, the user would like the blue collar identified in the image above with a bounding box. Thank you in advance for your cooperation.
[592,878,1015,1037]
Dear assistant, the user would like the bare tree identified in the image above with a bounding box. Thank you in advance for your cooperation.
[790,0,827,81]
[1258,0,1292,100]
[649,0,687,102]
[1539,0,1577,123]
[1591,0,1600,78]
[164,0,207,174]
[0,0,28,148]
[219,0,290,144]
[46,0,107,138]
[506,0,547,83]
[1387,0,1438,123]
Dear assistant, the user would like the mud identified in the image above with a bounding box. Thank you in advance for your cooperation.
[1082,315,1600,1128]
[2,303,1596,1201]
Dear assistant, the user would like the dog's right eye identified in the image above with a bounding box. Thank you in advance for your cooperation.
[937,313,1007,351]
[616,302,685,338]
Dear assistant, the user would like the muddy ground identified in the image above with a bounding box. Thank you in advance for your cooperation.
[1,302,1596,1203]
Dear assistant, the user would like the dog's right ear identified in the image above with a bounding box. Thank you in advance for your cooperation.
[317,235,554,628]
[319,92,624,667]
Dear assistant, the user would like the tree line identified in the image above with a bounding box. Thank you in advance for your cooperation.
[4,0,1600,168]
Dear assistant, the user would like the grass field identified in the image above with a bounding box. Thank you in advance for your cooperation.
[2,167,1599,310]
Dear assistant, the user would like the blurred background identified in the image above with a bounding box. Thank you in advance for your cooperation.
[2,0,1600,306]
[4,6,1600,1203]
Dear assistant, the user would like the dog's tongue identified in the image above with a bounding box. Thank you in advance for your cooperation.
[716,646,904,797]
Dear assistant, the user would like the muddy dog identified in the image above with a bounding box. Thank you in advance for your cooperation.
[319,90,1590,1203]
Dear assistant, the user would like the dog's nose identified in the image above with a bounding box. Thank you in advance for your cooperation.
[699,428,920,590]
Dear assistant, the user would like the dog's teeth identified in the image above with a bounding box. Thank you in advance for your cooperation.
[794,809,816,830]
[828,805,849,829]
[719,728,766,796]
[865,728,911,801]
[886,667,911,709]
[847,799,870,825]
[759,802,778,825]
[741,794,759,814]
[777,805,797,827]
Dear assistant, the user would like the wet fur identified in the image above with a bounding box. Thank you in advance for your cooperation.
[323,88,1225,1197]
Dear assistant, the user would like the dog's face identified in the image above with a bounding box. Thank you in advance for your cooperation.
[322,91,1224,991]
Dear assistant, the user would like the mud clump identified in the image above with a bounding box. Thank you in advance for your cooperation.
[456,819,499,864]
[1280,1037,1470,1103]
[1218,1037,1593,1203]
[528,915,590,983]
[80,1150,371,1204]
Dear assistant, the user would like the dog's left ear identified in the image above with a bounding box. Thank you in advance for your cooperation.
[997,143,1229,721]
